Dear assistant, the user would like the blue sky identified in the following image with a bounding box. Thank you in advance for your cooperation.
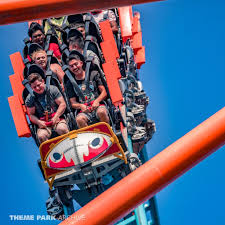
[1,0,225,224]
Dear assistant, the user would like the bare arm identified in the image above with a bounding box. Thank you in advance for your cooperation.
[53,96,66,118]
[91,85,107,110]
[110,21,118,33]
[27,106,46,128]
[70,97,89,112]
[96,85,107,103]
[50,63,65,83]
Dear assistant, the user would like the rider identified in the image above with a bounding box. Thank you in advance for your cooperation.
[90,9,118,34]
[65,50,109,128]
[25,73,69,143]
[67,30,100,65]
[31,48,64,84]
[67,14,86,38]
[28,22,61,60]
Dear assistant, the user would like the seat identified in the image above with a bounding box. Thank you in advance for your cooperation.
[84,13,102,45]
[83,35,104,64]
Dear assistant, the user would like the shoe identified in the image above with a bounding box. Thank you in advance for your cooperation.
[128,153,142,171]
[46,195,64,220]
[131,126,147,143]
[145,119,156,143]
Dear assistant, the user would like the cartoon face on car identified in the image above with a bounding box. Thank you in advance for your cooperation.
[46,132,112,169]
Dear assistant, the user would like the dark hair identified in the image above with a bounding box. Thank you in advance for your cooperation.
[71,23,85,29]
[68,36,84,49]
[67,50,86,69]
[28,73,43,84]
[68,54,82,63]
[28,22,44,38]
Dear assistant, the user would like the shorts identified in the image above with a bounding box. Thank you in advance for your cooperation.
[38,119,67,136]
[78,105,108,123]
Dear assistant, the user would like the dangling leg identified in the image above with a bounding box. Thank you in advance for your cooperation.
[96,106,110,124]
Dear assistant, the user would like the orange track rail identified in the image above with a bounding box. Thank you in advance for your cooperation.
[0,0,162,25]
[60,107,225,225]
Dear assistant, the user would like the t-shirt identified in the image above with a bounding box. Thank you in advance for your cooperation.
[25,85,62,118]
[65,71,103,103]
[49,43,62,59]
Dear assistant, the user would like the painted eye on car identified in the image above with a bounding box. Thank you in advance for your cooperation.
[52,152,62,161]
[88,136,104,149]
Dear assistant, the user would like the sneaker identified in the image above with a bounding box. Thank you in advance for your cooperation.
[128,153,142,171]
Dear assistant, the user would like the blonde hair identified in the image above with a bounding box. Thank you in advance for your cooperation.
[31,49,47,61]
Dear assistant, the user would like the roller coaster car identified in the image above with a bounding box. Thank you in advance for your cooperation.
[40,122,126,187]
[41,122,141,218]
[8,7,154,221]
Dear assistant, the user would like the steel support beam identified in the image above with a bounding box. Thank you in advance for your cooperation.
[128,137,148,225]
[0,0,162,25]
[140,147,161,225]
[60,107,225,225]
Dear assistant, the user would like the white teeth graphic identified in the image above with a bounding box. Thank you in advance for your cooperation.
[46,132,112,169]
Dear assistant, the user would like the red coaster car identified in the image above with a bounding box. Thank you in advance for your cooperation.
[39,122,128,189]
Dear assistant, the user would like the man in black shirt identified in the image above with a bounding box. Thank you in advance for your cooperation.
[65,50,109,128]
